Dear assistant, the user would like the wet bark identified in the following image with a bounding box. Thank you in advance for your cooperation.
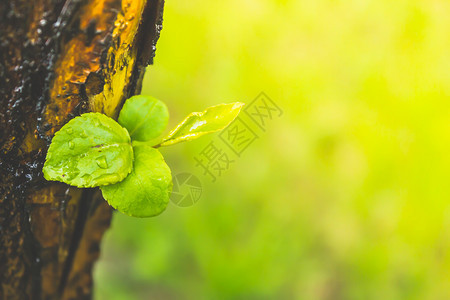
[0,0,164,299]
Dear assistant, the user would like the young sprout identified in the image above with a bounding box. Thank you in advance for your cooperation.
[43,95,244,217]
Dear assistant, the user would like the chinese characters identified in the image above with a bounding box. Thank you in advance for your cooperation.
[194,92,282,182]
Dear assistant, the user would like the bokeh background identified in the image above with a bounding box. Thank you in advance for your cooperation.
[94,0,450,299]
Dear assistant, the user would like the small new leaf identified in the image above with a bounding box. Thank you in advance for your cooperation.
[100,144,173,217]
[43,113,133,187]
[118,95,169,142]
[158,102,244,147]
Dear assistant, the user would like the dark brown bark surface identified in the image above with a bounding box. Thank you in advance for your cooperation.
[0,0,164,299]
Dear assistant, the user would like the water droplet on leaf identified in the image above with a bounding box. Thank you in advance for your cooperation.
[81,174,92,182]
[96,156,108,169]
[68,141,74,149]
[96,173,120,184]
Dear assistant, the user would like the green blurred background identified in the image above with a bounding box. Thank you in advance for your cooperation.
[94,0,450,299]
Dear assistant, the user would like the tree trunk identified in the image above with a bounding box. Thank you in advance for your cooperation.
[0,0,164,299]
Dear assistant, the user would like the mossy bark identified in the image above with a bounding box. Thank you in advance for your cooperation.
[0,0,164,298]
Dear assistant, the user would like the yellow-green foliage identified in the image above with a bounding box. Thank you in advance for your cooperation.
[95,0,450,299]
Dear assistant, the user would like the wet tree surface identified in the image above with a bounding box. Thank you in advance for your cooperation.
[0,0,164,298]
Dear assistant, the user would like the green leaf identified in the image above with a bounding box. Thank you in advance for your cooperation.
[118,95,169,142]
[100,143,173,217]
[43,113,133,188]
[158,102,244,147]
